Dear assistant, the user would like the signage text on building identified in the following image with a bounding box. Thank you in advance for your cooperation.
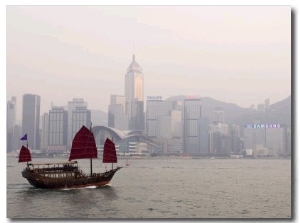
[147,96,162,100]
[245,124,281,129]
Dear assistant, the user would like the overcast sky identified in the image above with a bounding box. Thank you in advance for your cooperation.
[6,5,291,121]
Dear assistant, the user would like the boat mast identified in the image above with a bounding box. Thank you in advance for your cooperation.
[27,139,28,166]
[90,158,93,176]
[112,137,114,170]
[27,139,29,167]
[90,123,93,176]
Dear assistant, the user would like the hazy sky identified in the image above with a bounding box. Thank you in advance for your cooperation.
[6,5,291,121]
[1,3,296,222]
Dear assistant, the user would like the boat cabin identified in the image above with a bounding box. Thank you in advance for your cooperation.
[26,161,81,178]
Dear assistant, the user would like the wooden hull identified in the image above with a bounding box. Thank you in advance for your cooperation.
[22,167,122,189]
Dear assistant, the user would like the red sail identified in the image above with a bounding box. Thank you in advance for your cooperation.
[18,146,32,163]
[103,138,117,163]
[69,125,98,161]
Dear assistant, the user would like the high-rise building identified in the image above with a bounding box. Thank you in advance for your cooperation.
[183,98,202,155]
[146,97,172,137]
[125,54,144,130]
[198,117,210,155]
[145,97,183,155]
[22,94,41,150]
[170,110,182,138]
[209,131,221,155]
[7,96,17,152]
[243,123,287,156]
[110,95,126,113]
[67,98,87,147]
[213,106,224,123]
[230,125,241,154]
[209,122,230,155]
[48,106,68,153]
[108,95,128,130]
[71,106,91,142]
[266,126,286,155]
[41,113,49,150]
[244,124,266,153]
[13,125,22,151]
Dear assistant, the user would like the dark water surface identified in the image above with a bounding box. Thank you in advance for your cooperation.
[7,157,291,219]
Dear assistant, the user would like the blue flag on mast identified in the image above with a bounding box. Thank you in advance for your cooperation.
[20,134,27,140]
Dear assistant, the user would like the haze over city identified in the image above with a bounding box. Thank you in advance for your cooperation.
[6,5,291,121]
[3,3,294,221]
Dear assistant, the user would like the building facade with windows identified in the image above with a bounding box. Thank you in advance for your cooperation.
[243,124,287,156]
[22,94,41,150]
[183,98,202,155]
[48,107,68,153]
[41,113,49,151]
[67,98,88,147]
[71,106,91,143]
[108,95,128,130]
[146,98,183,154]
[7,97,17,152]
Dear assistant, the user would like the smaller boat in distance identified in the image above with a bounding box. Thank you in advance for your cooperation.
[19,125,122,189]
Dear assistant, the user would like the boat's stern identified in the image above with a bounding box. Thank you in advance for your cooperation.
[21,168,31,179]
[21,168,44,188]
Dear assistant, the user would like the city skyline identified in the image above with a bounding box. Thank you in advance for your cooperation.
[7,91,291,155]
[6,6,291,121]
[7,92,291,125]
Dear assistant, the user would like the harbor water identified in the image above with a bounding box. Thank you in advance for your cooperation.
[7,156,291,219]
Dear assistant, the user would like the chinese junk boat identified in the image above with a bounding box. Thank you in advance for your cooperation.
[19,125,122,189]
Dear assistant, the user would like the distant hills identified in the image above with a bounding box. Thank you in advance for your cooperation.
[233,95,291,126]
[268,95,292,124]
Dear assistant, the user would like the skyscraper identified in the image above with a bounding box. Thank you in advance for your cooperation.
[48,107,68,153]
[145,97,183,155]
[209,122,230,155]
[213,106,224,123]
[125,54,144,130]
[67,98,87,147]
[71,106,91,142]
[146,97,175,138]
[108,95,128,130]
[41,112,49,150]
[22,94,41,150]
[198,117,210,155]
[7,96,17,152]
[183,98,202,155]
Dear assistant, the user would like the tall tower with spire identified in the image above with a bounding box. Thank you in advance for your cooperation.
[125,54,144,130]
